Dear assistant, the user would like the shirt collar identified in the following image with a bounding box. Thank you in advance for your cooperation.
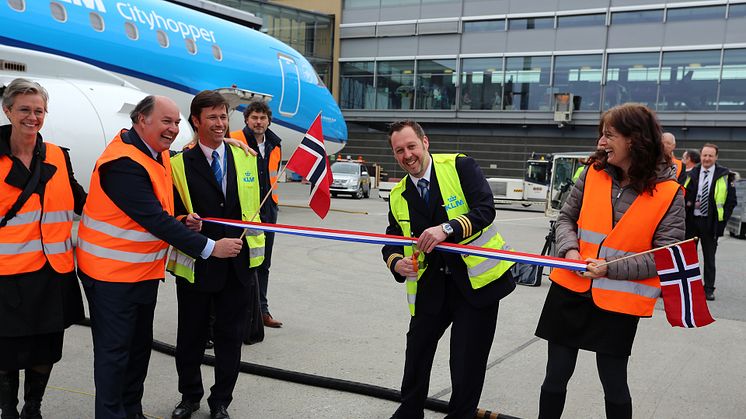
[198,140,225,163]
[141,137,160,160]
[408,156,433,186]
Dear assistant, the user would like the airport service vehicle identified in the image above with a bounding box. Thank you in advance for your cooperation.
[330,160,371,199]
[486,156,552,207]
[0,0,347,188]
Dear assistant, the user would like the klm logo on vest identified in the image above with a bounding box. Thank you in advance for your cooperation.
[444,195,465,211]
[242,171,255,183]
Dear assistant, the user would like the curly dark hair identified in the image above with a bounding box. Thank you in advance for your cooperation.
[588,103,667,195]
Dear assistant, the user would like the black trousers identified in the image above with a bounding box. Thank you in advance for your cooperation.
[693,217,718,292]
[175,270,252,410]
[81,276,159,419]
[393,278,499,419]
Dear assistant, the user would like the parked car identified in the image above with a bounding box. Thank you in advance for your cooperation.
[330,160,370,199]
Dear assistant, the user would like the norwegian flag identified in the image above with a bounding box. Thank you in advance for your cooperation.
[285,112,332,218]
[653,241,715,328]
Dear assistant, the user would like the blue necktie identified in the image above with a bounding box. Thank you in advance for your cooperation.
[211,150,223,184]
[417,178,429,205]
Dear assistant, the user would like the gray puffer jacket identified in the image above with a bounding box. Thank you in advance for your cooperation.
[555,163,685,280]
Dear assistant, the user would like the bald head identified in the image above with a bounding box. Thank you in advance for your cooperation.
[133,95,181,152]
[662,132,676,158]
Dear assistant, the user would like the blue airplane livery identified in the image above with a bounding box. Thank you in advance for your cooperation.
[0,0,348,185]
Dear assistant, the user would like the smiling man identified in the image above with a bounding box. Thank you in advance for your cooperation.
[168,91,265,419]
[76,95,243,419]
[381,120,515,418]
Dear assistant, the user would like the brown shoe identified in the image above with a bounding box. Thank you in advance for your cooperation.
[262,313,283,328]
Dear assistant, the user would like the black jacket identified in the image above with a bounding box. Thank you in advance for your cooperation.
[381,155,514,314]
[172,143,254,292]
[684,163,737,237]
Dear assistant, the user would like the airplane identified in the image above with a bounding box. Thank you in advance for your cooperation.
[0,0,347,187]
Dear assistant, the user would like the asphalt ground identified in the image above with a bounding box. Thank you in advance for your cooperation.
[41,182,746,418]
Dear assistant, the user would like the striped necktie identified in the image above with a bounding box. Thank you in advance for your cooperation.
[699,169,710,216]
[417,178,429,205]
[211,150,223,184]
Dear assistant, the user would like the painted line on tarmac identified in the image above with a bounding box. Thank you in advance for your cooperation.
[430,337,541,399]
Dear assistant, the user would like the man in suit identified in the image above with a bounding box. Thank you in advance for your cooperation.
[230,101,283,328]
[76,96,243,419]
[685,143,737,301]
[167,91,264,419]
[381,120,515,418]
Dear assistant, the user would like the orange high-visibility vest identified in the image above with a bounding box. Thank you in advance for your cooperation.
[76,130,174,282]
[0,143,74,275]
[549,166,680,317]
[673,158,683,178]
[230,129,280,204]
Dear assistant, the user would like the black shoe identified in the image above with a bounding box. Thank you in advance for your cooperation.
[705,292,715,301]
[19,370,50,419]
[210,405,230,419]
[0,371,20,419]
[171,400,200,419]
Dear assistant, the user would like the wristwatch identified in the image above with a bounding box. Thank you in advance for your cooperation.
[441,222,454,237]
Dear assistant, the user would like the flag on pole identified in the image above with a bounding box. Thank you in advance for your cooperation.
[653,240,714,328]
[285,112,332,218]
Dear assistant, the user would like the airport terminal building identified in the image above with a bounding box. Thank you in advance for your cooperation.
[337,0,746,178]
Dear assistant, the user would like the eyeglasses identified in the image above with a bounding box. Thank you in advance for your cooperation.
[10,106,46,118]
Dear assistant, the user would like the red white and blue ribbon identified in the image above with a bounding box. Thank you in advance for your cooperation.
[201,217,587,272]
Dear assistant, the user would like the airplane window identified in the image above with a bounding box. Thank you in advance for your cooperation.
[185,38,197,55]
[8,0,25,12]
[89,12,104,32]
[212,45,223,61]
[125,22,139,40]
[50,2,67,22]
[157,30,169,48]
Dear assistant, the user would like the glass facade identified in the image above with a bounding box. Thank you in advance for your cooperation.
[658,50,721,111]
[211,0,334,91]
[463,19,505,32]
[720,49,746,110]
[605,52,660,109]
[552,55,603,111]
[557,13,606,28]
[340,49,746,112]
[508,17,554,30]
[611,9,664,24]
[504,56,552,110]
[666,6,726,22]
[415,60,457,110]
[375,61,415,110]
[460,58,504,110]
[340,62,375,109]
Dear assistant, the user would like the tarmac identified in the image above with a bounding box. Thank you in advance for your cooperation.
[38,182,746,418]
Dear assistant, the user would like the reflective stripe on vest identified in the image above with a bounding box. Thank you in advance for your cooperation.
[389,154,514,316]
[230,129,281,204]
[0,143,75,275]
[76,131,174,282]
[549,166,680,316]
[167,144,266,283]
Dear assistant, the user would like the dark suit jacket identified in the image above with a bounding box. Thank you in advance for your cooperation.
[382,155,515,315]
[172,144,253,292]
[684,163,737,237]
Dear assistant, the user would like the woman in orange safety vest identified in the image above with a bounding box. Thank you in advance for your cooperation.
[535,104,685,419]
[0,79,85,418]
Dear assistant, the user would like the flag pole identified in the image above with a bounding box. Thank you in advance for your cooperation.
[592,237,698,268]
[239,164,290,240]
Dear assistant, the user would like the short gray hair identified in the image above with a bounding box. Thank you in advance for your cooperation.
[129,95,157,124]
[2,78,49,109]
